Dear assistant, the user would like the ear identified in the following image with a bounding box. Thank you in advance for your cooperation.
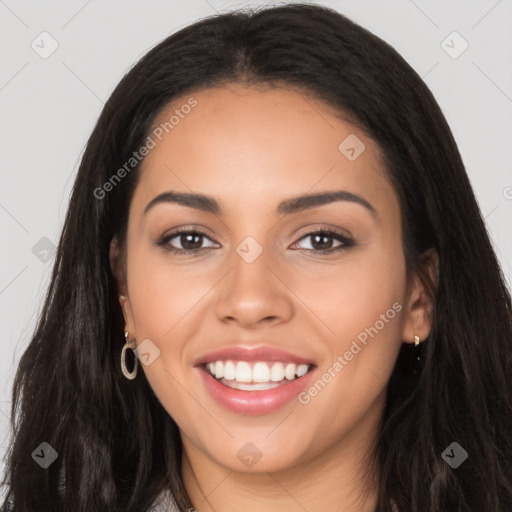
[109,237,135,337]
[402,248,439,343]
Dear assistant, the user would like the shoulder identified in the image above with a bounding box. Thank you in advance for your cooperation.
[0,497,14,512]
[0,490,181,512]
[149,488,181,511]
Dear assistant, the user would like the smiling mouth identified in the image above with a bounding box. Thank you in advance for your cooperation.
[203,360,315,391]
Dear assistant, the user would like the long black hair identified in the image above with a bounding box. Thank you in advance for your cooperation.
[2,3,511,511]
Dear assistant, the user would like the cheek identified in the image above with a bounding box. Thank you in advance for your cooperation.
[124,246,216,397]
[313,249,406,400]
[347,256,405,353]
[293,240,406,339]
[293,240,406,387]
[335,261,405,338]
[126,244,204,335]
[125,245,202,418]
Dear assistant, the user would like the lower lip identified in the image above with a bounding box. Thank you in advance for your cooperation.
[197,366,316,415]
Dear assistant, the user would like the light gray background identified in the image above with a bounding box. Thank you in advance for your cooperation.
[1,0,511,494]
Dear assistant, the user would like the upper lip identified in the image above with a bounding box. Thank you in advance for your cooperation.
[194,345,316,366]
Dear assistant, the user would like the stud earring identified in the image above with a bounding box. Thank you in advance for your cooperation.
[411,335,423,375]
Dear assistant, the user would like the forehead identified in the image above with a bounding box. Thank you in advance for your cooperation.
[131,84,396,218]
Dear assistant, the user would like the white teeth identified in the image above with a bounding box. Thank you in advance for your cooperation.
[296,364,308,377]
[235,361,252,383]
[270,362,285,382]
[205,360,311,384]
[224,361,236,380]
[285,363,296,380]
[253,362,270,383]
[221,379,283,391]
[215,360,224,379]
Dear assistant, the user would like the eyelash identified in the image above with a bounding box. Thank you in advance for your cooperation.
[156,227,355,256]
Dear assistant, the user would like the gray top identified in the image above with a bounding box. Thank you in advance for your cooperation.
[0,489,180,512]
[149,489,180,511]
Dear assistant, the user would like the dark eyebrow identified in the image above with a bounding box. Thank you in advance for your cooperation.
[144,190,377,218]
[277,190,377,218]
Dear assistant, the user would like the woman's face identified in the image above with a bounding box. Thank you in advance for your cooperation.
[113,84,432,474]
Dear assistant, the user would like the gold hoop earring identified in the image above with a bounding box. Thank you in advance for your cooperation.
[121,329,139,380]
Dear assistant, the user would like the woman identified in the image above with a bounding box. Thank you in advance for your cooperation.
[1,3,511,511]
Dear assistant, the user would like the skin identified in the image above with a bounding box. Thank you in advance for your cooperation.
[110,84,438,512]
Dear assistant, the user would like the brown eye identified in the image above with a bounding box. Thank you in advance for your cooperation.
[157,229,218,255]
[290,229,354,254]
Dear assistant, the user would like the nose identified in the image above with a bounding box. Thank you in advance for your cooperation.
[214,244,294,328]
